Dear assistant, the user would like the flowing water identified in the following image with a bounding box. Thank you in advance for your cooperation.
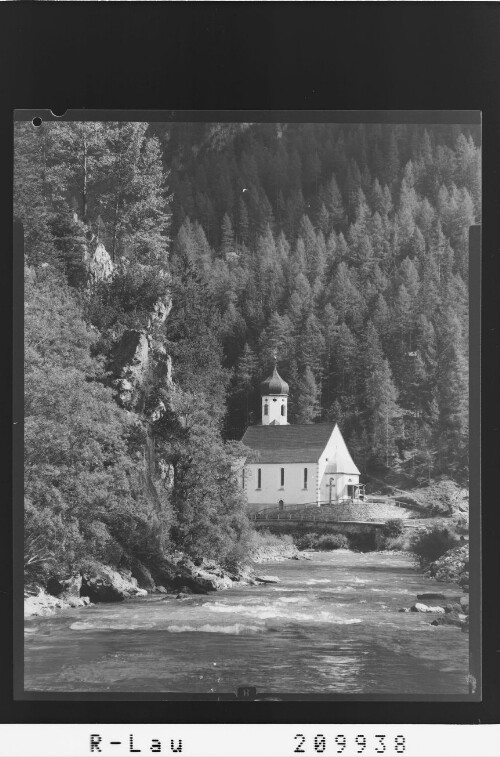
[24,551,469,695]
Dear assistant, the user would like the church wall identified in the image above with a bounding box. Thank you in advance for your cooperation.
[317,425,360,503]
[243,462,320,511]
[318,471,360,503]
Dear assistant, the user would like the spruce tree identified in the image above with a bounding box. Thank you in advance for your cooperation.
[294,366,319,424]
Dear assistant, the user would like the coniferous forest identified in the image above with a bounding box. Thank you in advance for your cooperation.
[17,120,478,582]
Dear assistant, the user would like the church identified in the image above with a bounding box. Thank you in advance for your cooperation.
[240,364,362,511]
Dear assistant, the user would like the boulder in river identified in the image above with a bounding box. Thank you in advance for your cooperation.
[81,566,148,602]
[444,603,462,614]
[431,612,467,628]
[46,574,82,600]
[255,575,280,584]
[416,592,446,601]
[25,587,64,617]
[410,602,445,613]
[130,559,156,591]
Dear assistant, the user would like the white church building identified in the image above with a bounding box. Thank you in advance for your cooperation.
[241,364,362,511]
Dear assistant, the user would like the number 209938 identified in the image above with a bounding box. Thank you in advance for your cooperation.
[294,734,406,755]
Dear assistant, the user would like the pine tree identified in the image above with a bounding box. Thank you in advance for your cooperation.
[317,203,330,236]
[287,272,313,327]
[364,355,400,468]
[384,130,400,186]
[371,294,391,347]
[297,313,326,379]
[330,262,365,328]
[435,307,468,479]
[322,174,346,229]
[331,322,357,397]
[237,196,250,245]
[220,213,236,260]
[234,343,259,427]
[14,123,57,266]
[294,366,319,424]
[259,312,295,366]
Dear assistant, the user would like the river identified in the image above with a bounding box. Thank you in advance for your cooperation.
[24,550,469,695]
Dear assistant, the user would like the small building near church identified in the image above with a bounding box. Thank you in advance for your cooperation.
[240,364,361,511]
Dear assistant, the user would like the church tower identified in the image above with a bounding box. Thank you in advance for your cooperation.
[260,361,289,425]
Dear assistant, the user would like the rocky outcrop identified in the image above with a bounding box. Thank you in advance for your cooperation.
[139,553,259,594]
[24,585,91,618]
[130,559,156,591]
[81,566,148,603]
[111,330,150,408]
[46,574,83,599]
[147,283,172,329]
[84,242,115,286]
[428,543,469,586]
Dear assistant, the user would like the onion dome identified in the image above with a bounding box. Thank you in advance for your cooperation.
[260,366,289,396]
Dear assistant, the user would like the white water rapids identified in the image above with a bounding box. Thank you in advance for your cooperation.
[24,550,469,695]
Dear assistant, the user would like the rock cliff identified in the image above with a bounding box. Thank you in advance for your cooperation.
[84,241,115,286]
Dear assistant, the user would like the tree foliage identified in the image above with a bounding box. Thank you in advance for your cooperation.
[158,121,477,482]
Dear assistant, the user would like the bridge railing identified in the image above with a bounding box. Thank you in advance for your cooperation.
[248,497,411,523]
[251,497,407,513]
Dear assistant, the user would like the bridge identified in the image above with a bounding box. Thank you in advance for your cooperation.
[248,498,423,533]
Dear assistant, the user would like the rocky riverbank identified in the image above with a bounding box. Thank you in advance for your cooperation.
[398,591,469,630]
[427,543,469,589]
[24,541,305,618]
[396,543,470,630]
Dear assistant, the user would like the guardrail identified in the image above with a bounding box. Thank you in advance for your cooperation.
[250,513,386,527]
[251,498,409,516]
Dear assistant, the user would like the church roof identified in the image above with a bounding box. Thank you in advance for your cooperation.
[241,423,336,463]
[260,366,289,396]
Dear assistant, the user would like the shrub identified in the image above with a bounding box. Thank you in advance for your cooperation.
[316,533,350,550]
[222,541,252,573]
[411,526,460,566]
[379,533,412,552]
[348,531,377,552]
[250,529,293,549]
[294,532,319,550]
[383,518,405,538]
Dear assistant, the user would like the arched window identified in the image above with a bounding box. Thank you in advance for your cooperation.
[280,468,285,487]
[257,468,261,489]
[281,404,285,416]
[264,404,268,416]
